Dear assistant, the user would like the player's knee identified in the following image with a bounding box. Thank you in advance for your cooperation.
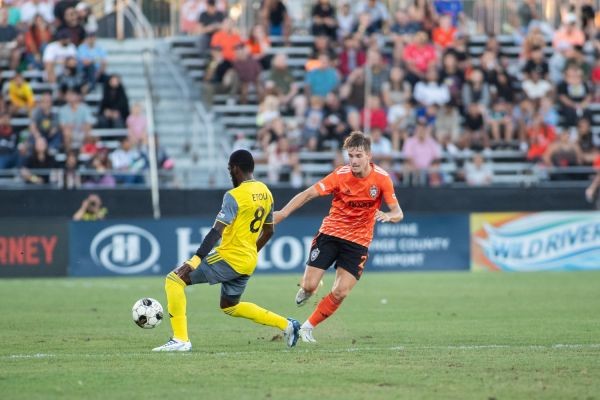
[331,287,348,302]
[220,295,240,311]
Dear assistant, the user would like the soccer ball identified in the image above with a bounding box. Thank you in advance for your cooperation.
[132,298,163,329]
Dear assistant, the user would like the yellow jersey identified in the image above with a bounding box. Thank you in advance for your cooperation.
[214,180,273,275]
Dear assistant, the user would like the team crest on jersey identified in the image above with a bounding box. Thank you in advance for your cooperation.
[369,185,378,198]
[310,248,320,262]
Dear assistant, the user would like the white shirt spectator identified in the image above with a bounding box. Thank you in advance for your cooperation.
[465,160,493,186]
[21,0,54,24]
[43,41,77,64]
[337,8,355,39]
[110,147,141,171]
[371,135,393,157]
[522,78,552,100]
[414,81,450,106]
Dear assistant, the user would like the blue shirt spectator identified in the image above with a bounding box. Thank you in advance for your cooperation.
[305,55,340,97]
[434,0,463,27]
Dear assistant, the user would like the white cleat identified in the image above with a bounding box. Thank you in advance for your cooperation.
[283,318,301,348]
[299,327,317,344]
[152,338,192,352]
[295,280,323,307]
[295,288,312,307]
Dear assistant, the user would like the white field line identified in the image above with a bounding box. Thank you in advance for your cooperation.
[3,343,600,360]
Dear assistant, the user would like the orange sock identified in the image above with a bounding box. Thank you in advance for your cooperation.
[308,293,343,327]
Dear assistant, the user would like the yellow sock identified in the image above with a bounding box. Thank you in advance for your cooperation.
[222,302,288,330]
[165,272,189,342]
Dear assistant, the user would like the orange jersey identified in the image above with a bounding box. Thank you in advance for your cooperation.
[314,163,398,247]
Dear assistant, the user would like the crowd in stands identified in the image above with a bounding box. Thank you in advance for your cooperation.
[0,0,170,188]
[188,0,600,188]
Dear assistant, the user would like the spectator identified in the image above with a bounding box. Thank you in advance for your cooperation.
[256,95,280,127]
[414,66,450,107]
[523,46,548,78]
[62,149,80,189]
[0,112,17,169]
[553,13,585,50]
[109,136,145,184]
[544,131,583,179]
[518,0,539,33]
[403,118,441,185]
[232,44,262,104]
[53,0,78,26]
[43,28,77,83]
[521,69,552,103]
[337,2,355,40]
[462,68,490,112]
[180,0,204,35]
[267,53,300,111]
[390,9,422,41]
[8,72,35,116]
[463,102,488,151]
[126,103,147,147]
[20,136,57,184]
[58,6,86,45]
[354,0,390,34]
[318,92,348,150]
[84,149,115,188]
[267,136,300,186]
[464,153,493,186]
[487,99,514,145]
[557,65,591,128]
[339,67,366,111]
[29,92,62,152]
[141,134,173,171]
[59,88,94,151]
[434,0,463,27]
[338,35,366,79]
[98,75,130,128]
[304,53,340,98]
[565,45,591,78]
[197,0,225,48]
[72,194,107,221]
[439,51,464,105]
[246,24,271,70]
[0,8,22,71]
[24,14,52,70]
[435,103,461,150]
[492,69,515,104]
[75,2,97,34]
[402,31,437,83]
[77,32,108,92]
[526,113,556,162]
[301,95,325,150]
[21,0,55,24]
[549,42,570,84]
[260,0,291,43]
[576,117,595,164]
[57,56,88,98]
[366,50,389,96]
[312,0,337,40]
[360,95,387,132]
[382,66,412,108]
[210,18,243,82]
[369,127,393,163]
[432,14,457,49]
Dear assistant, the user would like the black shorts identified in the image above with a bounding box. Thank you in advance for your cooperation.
[307,233,368,280]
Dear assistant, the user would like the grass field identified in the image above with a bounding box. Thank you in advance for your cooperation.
[1,271,599,400]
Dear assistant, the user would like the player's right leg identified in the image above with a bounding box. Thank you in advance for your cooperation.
[153,262,207,352]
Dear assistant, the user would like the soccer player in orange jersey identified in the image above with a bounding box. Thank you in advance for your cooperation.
[274,131,404,343]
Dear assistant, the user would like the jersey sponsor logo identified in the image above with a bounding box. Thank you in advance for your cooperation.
[310,247,320,262]
[369,185,378,199]
[347,200,375,208]
[90,225,160,274]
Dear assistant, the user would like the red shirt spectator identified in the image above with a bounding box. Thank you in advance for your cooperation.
[360,96,387,131]
[432,15,456,49]
[403,32,436,75]
[210,19,243,62]
[527,117,556,161]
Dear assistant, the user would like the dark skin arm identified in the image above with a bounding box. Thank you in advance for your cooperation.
[256,223,274,253]
[173,220,226,285]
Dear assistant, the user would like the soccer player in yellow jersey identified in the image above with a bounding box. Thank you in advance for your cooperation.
[153,150,301,351]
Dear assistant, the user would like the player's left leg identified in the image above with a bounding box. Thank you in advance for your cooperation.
[300,239,366,343]
[218,269,301,347]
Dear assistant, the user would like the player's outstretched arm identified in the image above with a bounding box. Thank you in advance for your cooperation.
[274,185,320,224]
[375,203,404,223]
